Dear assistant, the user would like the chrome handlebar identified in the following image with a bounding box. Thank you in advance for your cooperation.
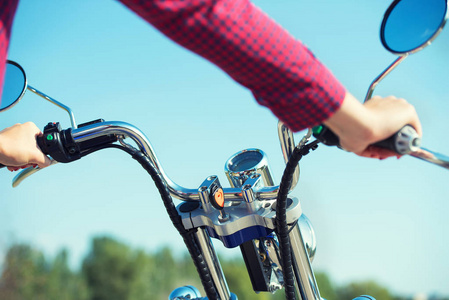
[72,121,201,201]
[13,120,308,202]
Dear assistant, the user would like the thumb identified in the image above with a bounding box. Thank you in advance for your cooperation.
[35,154,52,169]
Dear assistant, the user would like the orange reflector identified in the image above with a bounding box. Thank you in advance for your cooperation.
[214,188,224,208]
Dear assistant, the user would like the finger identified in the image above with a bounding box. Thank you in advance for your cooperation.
[34,134,52,168]
[412,118,423,137]
[357,145,400,160]
[404,105,423,137]
[32,154,52,169]
[369,95,383,101]
[370,146,399,159]
[38,155,52,168]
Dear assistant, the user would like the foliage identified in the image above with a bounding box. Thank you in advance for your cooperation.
[0,244,89,300]
[81,236,202,300]
[315,271,338,300]
[0,236,442,300]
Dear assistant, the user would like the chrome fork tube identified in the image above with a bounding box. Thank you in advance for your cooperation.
[288,224,321,300]
[277,121,312,192]
[194,228,231,300]
[278,121,299,189]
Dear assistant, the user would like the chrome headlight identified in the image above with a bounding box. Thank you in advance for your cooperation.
[298,214,317,262]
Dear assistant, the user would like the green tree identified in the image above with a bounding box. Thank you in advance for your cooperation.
[82,236,202,300]
[46,249,90,300]
[129,247,180,300]
[82,236,142,300]
[0,244,88,300]
[315,271,338,300]
[0,244,48,300]
[0,237,405,300]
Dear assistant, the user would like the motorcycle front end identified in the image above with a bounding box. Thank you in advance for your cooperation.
[1,1,449,300]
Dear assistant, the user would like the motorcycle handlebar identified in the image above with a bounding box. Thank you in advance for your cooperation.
[7,118,449,191]
[15,120,296,201]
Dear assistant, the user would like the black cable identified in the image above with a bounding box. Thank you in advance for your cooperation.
[276,140,319,300]
[130,151,219,300]
[79,143,136,157]
[33,135,319,300]
[80,143,220,299]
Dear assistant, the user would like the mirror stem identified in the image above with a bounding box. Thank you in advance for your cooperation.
[27,85,77,129]
[364,55,408,102]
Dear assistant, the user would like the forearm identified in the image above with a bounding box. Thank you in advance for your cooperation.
[0,0,19,98]
[120,0,345,131]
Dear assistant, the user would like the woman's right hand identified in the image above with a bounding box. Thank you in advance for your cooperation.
[0,122,51,170]
[323,92,422,159]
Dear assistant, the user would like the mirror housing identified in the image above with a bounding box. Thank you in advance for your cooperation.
[381,0,448,55]
[0,60,78,128]
[365,0,448,102]
[0,60,27,112]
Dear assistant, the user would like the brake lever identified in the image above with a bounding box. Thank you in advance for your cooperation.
[12,159,58,188]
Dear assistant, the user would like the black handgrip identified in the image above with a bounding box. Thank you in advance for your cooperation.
[372,125,421,154]
[38,122,81,163]
[312,125,340,147]
[39,120,118,163]
[1,120,117,170]
[313,124,421,155]
[36,134,49,155]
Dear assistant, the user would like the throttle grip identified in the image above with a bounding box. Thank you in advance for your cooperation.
[312,124,421,155]
[1,120,118,171]
[372,125,421,154]
[36,134,49,155]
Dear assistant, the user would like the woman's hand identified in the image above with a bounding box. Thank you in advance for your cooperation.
[323,92,422,159]
[0,122,51,170]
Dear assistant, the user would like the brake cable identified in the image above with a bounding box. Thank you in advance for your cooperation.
[275,140,319,300]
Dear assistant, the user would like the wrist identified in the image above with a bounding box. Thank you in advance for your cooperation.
[0,133,10,165]
[323,92,376,146]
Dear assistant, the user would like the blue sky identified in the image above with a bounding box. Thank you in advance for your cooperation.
[1,0,449,297]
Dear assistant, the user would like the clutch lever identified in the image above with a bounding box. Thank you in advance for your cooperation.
[12,159,58,188]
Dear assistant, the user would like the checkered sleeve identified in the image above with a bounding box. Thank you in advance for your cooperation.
[0,0,19,100]
[119,0,346,131]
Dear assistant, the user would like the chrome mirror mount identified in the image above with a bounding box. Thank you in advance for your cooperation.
[26,85,78,129]
[365,0,448,102]
[1,60,77,128]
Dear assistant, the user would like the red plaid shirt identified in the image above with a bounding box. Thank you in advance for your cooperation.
[1,0,345,131]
